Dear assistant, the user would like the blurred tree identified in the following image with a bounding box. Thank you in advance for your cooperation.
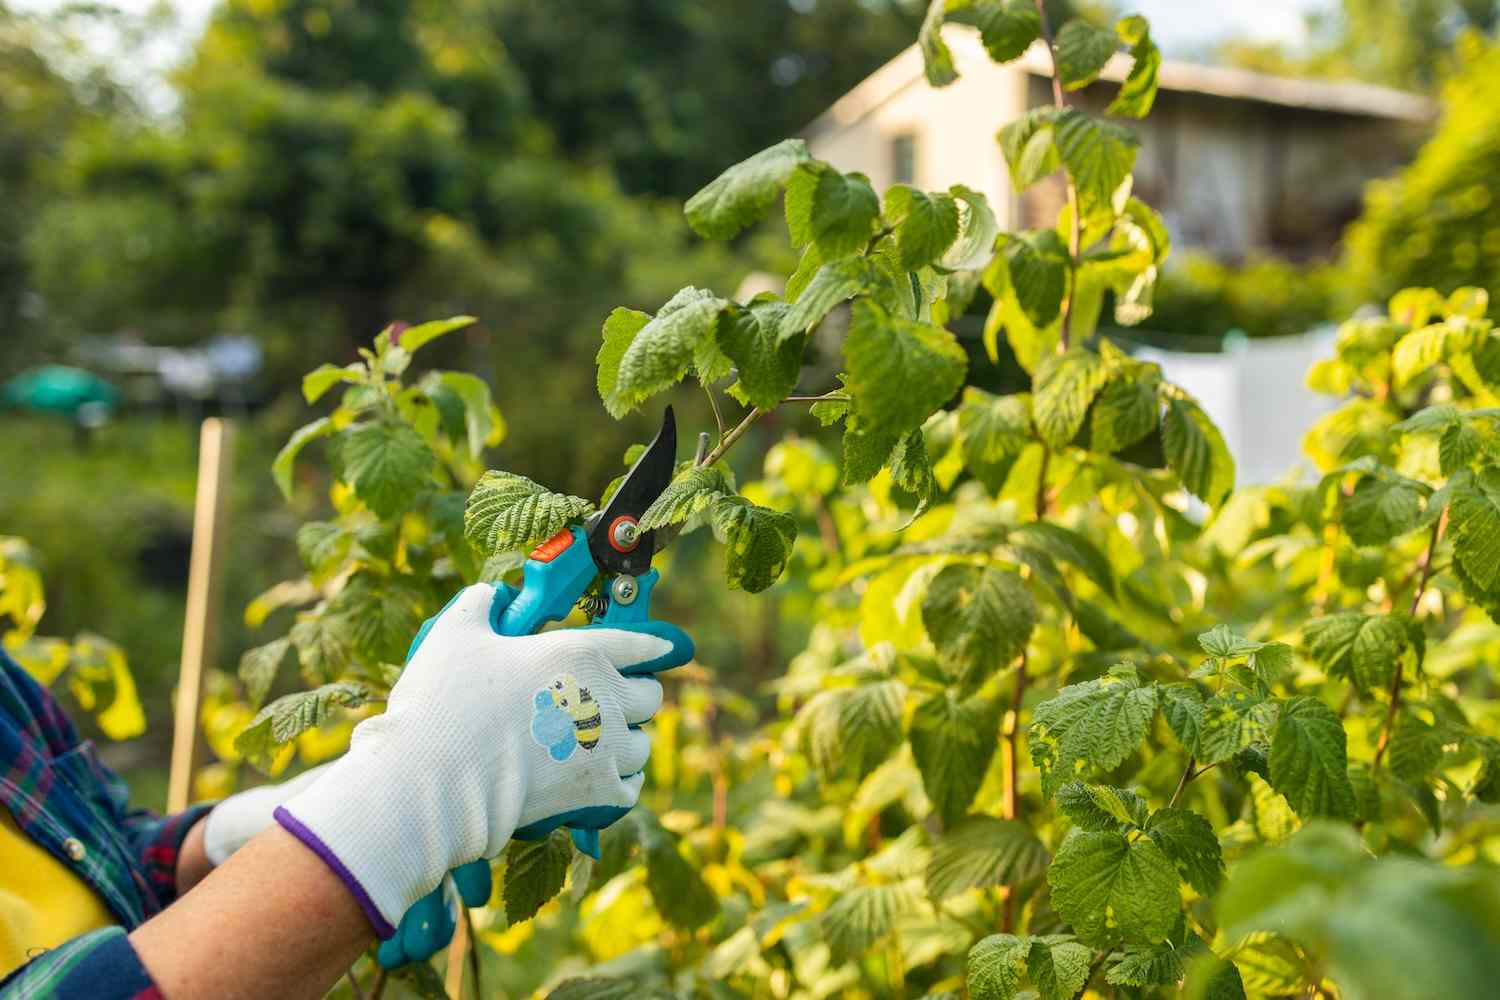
[1219,0,1498,92]
[1342,33,1500,312]
[0,1,139,373]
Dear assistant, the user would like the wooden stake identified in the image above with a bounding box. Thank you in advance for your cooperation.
[167,418,236,813]
[445,904,469,999]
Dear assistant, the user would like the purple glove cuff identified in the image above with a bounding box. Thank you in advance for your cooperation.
[274,806,397,939]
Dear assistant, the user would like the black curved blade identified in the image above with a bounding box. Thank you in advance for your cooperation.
[586,406,676,576]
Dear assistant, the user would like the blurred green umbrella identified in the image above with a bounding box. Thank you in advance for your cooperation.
[0,366,120,418]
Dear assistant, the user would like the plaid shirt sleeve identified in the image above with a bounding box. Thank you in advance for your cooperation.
[0,927,161,999]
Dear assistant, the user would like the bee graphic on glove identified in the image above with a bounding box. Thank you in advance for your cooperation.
[530,673,603,760]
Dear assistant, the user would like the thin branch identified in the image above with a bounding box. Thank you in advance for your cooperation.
[1034,445,1051,520]
[1168,759,1197,809]
[1374,509,1447,769]
[697,406,767,468]
[703,382,726,443]
[1032,0,1081,352]
[345,968,367,1000]
[371,968,387,1000]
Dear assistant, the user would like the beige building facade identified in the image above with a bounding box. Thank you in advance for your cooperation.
[804,33,1434,262]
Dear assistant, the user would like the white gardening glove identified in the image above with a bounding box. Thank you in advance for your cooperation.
[273,582,691,938]
[201,764,331,866]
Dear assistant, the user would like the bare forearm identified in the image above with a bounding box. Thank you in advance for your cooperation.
[174,817,214,895]
[131,826,373,1000]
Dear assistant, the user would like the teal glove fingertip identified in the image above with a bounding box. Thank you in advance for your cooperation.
[451,858,492,907]
[572,828,601,859]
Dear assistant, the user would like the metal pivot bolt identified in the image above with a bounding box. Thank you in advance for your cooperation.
[609,516,641,552]
[610,575,639,606]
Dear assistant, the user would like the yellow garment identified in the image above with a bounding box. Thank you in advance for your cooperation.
[0,808,115,978]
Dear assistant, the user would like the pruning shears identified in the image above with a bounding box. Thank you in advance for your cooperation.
[497,404,679,642]
[378,407,683,969]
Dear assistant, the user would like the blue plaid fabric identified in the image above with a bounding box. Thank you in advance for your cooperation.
[0,647,210,996]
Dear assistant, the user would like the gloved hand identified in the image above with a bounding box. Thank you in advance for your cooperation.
[273,582,692,939]
[201,763,332,866]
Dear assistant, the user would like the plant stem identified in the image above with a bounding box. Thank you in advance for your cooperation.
[1032,0,1081,352]
[697,406,767,468]
[703,382,726,443]
[1374,509,1447,769]
[370,968,387,1000]
[1169,758,1197,809]
[345,968,367,1000]
[1034,445,1051,520]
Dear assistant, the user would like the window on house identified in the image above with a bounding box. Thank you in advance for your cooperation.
[891,133,917,185]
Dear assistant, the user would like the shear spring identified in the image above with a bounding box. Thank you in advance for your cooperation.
[576,593,609,620]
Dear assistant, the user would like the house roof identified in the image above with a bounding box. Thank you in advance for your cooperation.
[806,33,1436,137]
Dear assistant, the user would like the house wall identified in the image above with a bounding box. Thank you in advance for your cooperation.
[807,62,1420,263]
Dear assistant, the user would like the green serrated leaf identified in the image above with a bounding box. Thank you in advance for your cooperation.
[845,299,968,441]
[235,682,376,770]
[238,638,292,709]
[272,417,335,500]
[289,614,354,684]
[1052,109,1139,216]
[636,813,719,930]
[1107,16,1161,117]
[944,184,1002,271]
[1034,348,1108,448]
[910,689,1003,825]
[824,879,924,965]
[1199,624,1263,659]
[1108,939,1185,987]
[1057,781,1149,831]
[717,300,804,409]
[465,471,595,555]
[1056,18,1118,89]
[967,933,1031,1000]
[710,495,798,593]
[1146,807,1224,896]
[927,815,1048,902]
[1030,664,1157,797]
[1048,830,1180,947]
[596,307,651,419]
[332,572,431,666]
[1010,522,1115,597]
[957,388,1032,491]
[785,162,880,259]
[1388,710,1444,782]
[1004,230,1071,329]
[640,465,735,531]
[949,0,1042,63]
[611,287,727,414]
[1197,690,1276,766]
[504,830,571,924]
[1162,394,1234,507]
[780,257,876,341]
[1343,473,1428,545]
[918,0,960,85]
[685,138,811,239]
[340,421,434,519]
[1091,374,1160,453]
[302,363,365,404]
[922,563,1038,686]
[887,185,961,270]
[1270,696,1356,820]
[1160,682,1205,754]
[295,521,350,584]
[1302,612,1414,694]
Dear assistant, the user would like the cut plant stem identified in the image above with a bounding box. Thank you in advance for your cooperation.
[1374,509,1447,769]
[697,406,766,468]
